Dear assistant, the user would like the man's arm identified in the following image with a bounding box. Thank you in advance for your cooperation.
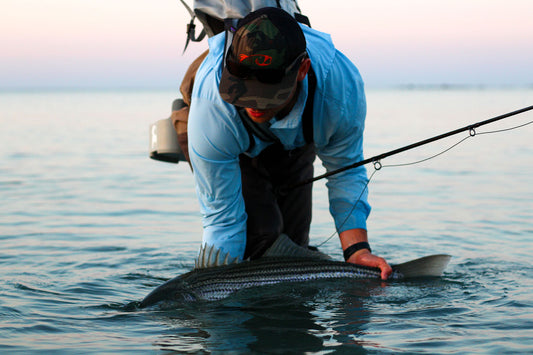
[339,228,392,280]
[188,95,250,260]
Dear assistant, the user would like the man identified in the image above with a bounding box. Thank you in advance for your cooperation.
[188,7,392,279]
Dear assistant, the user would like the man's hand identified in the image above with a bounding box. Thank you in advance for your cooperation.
[346,249,392,280]
[339,228,392,280]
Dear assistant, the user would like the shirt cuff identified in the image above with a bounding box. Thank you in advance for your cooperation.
[202,225,246,261]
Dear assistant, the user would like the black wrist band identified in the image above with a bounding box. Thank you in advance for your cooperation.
[343,242,371,261]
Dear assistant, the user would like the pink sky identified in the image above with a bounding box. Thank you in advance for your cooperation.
[1,0,532,88]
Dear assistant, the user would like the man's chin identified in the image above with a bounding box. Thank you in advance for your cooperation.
[245,108,274,123]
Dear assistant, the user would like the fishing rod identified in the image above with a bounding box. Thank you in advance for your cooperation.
[291,105,533,189]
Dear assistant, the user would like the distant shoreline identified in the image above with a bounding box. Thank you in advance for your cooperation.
[1,84,532,93]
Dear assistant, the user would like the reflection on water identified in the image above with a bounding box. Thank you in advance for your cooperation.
[148,280,384,353]
[139,277,467,353]
[0,88,532,353]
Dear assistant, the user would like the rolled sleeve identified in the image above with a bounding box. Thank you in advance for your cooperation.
[315,50,371,233]
[188,91,249,260]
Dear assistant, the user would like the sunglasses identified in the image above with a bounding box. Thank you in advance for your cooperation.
[226,52,307,84]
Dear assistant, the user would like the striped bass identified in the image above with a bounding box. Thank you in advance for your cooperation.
[140,254,451,306]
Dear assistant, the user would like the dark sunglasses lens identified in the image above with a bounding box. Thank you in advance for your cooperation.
[254,70,285,84]
[256,54,303,83]
[228,62,284,83]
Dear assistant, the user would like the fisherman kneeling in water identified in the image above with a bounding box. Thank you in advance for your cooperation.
[187,7,392,279]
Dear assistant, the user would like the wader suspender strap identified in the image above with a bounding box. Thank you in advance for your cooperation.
[238,64,316,152]
[302,65,316,144]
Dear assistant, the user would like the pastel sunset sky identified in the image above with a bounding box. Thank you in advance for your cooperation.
[1,0,532,89]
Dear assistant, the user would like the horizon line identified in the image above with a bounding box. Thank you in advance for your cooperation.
[1,83,532,93]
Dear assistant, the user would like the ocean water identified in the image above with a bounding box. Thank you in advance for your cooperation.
[1,88,532,354]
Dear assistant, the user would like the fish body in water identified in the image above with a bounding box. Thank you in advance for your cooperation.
[140,254,451,306]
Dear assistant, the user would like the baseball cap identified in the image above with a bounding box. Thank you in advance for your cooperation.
[219,7,307,110]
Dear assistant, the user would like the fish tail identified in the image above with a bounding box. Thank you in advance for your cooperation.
[393,254,451,278]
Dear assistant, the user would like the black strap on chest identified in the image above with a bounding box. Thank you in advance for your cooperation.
[302,65,316,144]
[238,65,316,152]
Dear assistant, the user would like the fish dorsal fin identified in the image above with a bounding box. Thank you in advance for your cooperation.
[194,234,330,269]
[393,254,451,278]
[195,244,240,269]
[262,234,331,260]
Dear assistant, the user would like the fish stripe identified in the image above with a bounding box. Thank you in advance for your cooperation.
[141,257,404,305]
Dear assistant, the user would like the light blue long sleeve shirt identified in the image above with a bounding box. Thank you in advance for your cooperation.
[188,24,370,260]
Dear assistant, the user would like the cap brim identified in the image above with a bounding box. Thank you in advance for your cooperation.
[219,66,298,110]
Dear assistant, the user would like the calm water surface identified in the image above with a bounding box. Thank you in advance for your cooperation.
[1,88,532,353]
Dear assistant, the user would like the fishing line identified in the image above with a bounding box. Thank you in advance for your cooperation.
[315,113,533,248]
[476,119,533,135]
[292,105,533,190]
[382,118,533,168]
[315,167,378,248]
[380,136,471,168]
